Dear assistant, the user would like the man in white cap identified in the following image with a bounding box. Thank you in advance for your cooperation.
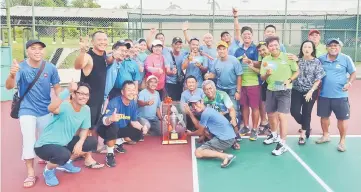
[137,75,162,136]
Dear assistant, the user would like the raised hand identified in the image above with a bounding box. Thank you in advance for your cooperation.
[79,36,90,52]
[10,59,20,77]
[232,7,238,17]
[182,21,189,31]
[68,79,78,92]
[109,108,120,122]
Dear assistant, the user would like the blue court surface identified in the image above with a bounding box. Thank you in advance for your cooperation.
[191,135,361,192]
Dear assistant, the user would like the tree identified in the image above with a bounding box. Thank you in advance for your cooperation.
[166,2,182,10]
[70,0,100,8]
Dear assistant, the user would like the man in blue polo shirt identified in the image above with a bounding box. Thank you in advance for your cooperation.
[234,26,262,140]
[184,95,237,168]
[205,41,243,137]
[97,81,148,167]
[316,38,356,152]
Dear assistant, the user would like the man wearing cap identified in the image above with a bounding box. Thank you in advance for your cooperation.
[260,36,299,156]
[316,38,356,152]
[144,39,174,100]
[205,41,243,135]
[184,95,237,168]
[181,37,209,88]
[6,39,61,188]
[137,75,162,135]
[308,29,327,58]
[97,80,149,167]
[234,26,262,140]
[106,41,141,100]
[165,37,188,100]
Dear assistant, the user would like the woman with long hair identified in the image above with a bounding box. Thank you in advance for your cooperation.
[290,40,326,145]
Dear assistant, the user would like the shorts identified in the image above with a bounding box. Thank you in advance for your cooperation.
[19,113,53,160]
[261,81,268,102]
[317,97,350,120]
[265,89,291,114]
[35,136,97,165]
[240,85,261,108]
[198,137,235,152]
[97,123,142,143]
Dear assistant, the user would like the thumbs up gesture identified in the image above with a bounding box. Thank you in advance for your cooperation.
[10,59,20,77]
[68,79,78,92]
[109,108,120,122]
[79,36,90,52]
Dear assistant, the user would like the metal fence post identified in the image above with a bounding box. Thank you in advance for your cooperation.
[212,0,215,37]
[32,0,36,39]
[5,0,12,46]
[283,0,288,44]
[140,0,143,36]
[355,0,360,62]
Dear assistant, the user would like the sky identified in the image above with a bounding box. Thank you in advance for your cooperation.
[97,0,359,11]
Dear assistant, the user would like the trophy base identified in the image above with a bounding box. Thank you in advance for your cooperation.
[170,132,179,140]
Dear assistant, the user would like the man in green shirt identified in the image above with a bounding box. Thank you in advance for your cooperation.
[260,36,299,156]
[308,29,327,57]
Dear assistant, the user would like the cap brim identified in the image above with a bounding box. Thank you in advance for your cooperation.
[327,40,341,45]
[27,42,46,49]
[173,40,182,44]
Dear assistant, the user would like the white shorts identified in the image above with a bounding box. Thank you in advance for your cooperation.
[19,113,53,160]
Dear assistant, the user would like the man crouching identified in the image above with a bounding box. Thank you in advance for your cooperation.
[184,95,236,168]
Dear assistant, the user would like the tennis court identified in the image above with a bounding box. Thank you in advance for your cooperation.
[192,136,361,192]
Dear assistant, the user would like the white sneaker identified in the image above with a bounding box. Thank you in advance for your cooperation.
[263,133,280,145]
[272,143,288,156]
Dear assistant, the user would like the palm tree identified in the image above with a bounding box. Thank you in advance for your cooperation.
[166,2,182,10]
[207,0,220,10]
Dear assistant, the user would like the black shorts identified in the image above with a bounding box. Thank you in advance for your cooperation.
[317,97,350,120]
[97,123,142,143]
[34,136,97,165]
[261,81,268,102]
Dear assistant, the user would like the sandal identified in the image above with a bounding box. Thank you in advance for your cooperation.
[85,162,105,169]
[221,155,236,168]
[315,136,330,144]
[298,137,306,145]
[232,142,240,150]
[23,176,38,188]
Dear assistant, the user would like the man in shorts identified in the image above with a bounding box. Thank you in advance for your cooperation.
[316,38,356,152]
[184,95,237,168]
[260,36,299,156]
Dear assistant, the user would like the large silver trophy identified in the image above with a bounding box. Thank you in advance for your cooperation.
[164,105,186,140]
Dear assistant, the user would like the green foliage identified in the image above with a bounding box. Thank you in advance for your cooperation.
[70,0,100,8]
[56,27,80,38]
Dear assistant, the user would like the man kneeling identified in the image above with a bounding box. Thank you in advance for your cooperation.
[184,95,236,168]
[34,82,103,187]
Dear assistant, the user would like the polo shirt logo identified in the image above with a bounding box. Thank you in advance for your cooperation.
[335,64,341,68]
[43,73,48,78]
[281,61,287,65]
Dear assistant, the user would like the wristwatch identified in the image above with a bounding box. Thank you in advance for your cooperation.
[288,78,293,83]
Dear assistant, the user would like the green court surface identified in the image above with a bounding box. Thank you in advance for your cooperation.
[192,136,361,192]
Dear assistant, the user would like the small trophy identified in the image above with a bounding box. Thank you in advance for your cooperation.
[169,112,179,140]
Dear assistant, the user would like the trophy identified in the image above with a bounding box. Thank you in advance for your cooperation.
[169,112,179,140]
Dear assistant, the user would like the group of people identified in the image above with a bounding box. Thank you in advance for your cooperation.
[5,8,356,188]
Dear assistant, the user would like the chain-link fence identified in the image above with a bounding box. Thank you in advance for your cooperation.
[1,3,361,67]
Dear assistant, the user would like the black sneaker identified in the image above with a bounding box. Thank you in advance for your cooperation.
[114,144,126,153]
[106,153,116,167]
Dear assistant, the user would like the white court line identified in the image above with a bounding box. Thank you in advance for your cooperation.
[191,135,360,192]
[191,136,200,192]
[287,145,334,192]
[241,135,361,138]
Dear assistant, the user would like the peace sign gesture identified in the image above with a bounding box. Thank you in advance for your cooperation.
[79,36,90,52]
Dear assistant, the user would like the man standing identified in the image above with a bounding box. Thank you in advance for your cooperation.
[184,95,237,168]
[74,31,116,149]
[97,81,148,167]
[165,37,188,101]
[35,82,103,187]
[234,26,261,140]
[308,29,327,57]
[205,41,243,137]
[316,38,356,152]
[260,36,299,156]
[5,40,61,188]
